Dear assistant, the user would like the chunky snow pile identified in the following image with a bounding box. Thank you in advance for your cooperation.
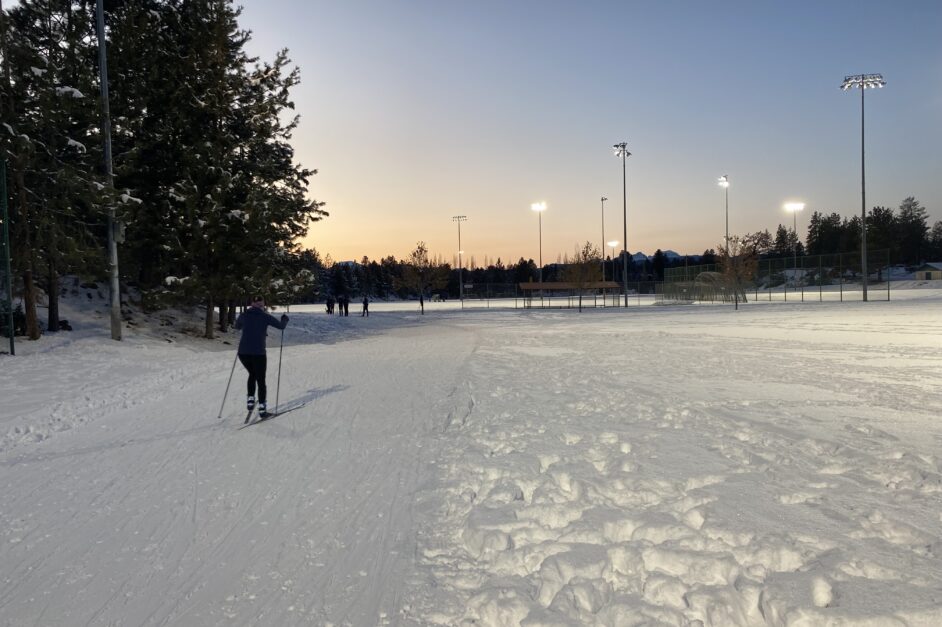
[1,290,940,626]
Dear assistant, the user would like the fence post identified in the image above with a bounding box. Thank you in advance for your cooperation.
[839,255,843,302]
[887,252,891,301]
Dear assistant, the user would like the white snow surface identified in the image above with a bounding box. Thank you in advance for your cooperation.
[2,288,942,626]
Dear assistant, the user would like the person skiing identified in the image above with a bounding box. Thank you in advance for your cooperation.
[234,295,288,418]
[361,295,369,317]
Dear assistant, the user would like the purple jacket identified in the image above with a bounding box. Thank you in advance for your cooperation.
[234,307,287,355]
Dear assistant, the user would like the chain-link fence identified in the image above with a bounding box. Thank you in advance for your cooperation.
[448,282,663,309]
[659,249,893,304]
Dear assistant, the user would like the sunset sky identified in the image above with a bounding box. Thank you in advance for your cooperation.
[240,1,942,266]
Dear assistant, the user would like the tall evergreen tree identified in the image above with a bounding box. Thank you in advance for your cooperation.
[896,196,928,264]
[1,0,103,338]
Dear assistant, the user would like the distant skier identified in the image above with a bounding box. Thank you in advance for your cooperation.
[326,296,335,315]
[361,295,369,317]
[234,295,288,418]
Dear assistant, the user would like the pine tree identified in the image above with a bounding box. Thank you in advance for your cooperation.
[896,197,928,264]
[1,0,104,338]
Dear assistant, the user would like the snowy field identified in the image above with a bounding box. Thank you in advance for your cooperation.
[2,288,942,626]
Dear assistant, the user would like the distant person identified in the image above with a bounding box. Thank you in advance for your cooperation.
[326,296,335,315]
[361,295,369,317]
[234,295,288,418]
[342,295,350,317]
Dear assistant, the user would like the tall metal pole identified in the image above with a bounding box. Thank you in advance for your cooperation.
[600,196,607,280]
[96,0,122,339]
[718,175,730,250]
[531,202,546,305]
[452,215,466,307]
[859,84,868,302]
[793,208,798,288]
[614,143,630,307]
[621,152,627,307]
[841,73,884,302]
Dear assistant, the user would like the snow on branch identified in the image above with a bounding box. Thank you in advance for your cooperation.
[55,86,85,99]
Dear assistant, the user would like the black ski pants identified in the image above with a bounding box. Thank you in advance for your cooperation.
[238,353,268,402]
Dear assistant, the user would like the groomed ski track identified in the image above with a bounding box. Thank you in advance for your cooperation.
[0,312,477,625]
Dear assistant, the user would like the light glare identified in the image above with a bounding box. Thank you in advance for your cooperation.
[784,202,805,213]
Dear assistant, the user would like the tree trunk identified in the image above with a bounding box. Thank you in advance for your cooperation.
[47,226,59,332]
[13,167,40,339]
[204,293,214,339]
[218,300,228,332]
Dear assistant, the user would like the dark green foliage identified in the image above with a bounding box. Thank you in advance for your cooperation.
[2,0,326,339]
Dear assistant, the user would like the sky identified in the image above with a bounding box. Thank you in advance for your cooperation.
[238,0,942,265]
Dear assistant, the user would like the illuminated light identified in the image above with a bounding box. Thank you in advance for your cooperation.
[718,175,729,188]
[531,201,547,212]
[784,202,805,213]
[840,73,886,90]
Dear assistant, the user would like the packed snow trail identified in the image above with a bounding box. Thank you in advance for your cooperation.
[0,312,478,625]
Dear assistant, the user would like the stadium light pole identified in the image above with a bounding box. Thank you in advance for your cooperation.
[600,196,608,281]
[841,73,885,302]
[718,175,729,249]
[96,0,122,340]
[784,202,805,289]
[607,240,619,307]
[613,142,631,307]
[452,216,467,308]
[531,202,547,303]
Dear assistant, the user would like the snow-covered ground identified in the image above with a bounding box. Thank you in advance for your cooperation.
[2,287,941,626]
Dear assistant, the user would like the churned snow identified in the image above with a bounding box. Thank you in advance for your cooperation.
[1,287,941,626]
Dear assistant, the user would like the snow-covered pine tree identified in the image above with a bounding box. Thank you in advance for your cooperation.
[108,0,325,338]
[1,0,104,338]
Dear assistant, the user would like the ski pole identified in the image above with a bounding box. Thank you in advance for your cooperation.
[218,351,238,419]
[275,326,285,414]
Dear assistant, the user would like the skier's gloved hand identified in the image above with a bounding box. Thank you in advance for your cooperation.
[281,314,289,323]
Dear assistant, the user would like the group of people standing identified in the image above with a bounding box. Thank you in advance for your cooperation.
[325,295,369,317]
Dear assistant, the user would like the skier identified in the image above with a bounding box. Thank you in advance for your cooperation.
[234,295,288,418]
[361,295,369,317]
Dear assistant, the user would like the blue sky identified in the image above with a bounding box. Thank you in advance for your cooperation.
[240,0,942,264]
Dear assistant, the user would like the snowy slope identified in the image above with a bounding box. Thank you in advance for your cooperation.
[1,293,941,626]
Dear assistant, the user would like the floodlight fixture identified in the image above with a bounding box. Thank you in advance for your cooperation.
[784,202,805,213]
[717,175,729,188]
[840,74,886,91]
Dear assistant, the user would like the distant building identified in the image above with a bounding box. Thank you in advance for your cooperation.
[913,263,942,280]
